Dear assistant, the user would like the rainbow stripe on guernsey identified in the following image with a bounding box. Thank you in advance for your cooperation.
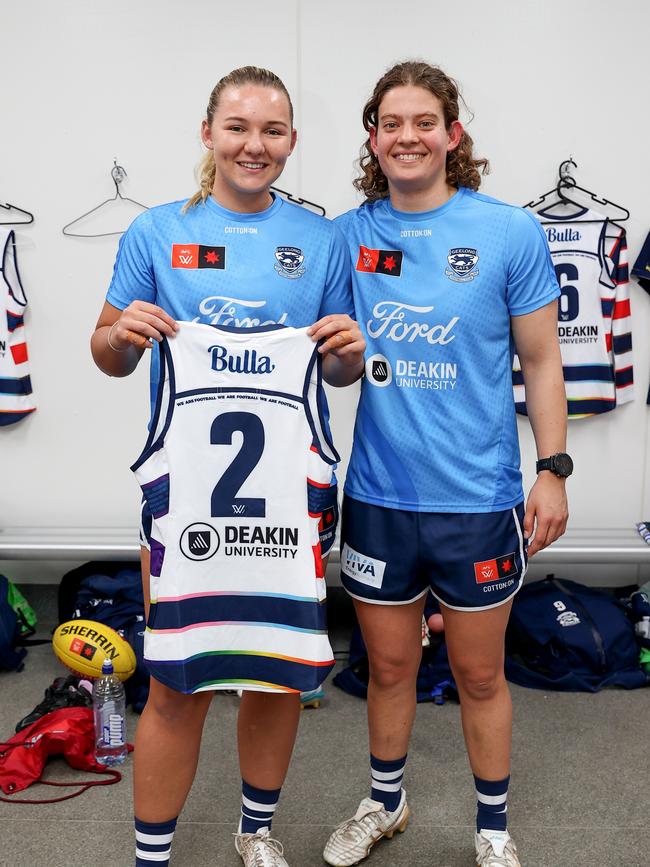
[147,622,327,635]
[0,229,36,425]
[132,322,339,694]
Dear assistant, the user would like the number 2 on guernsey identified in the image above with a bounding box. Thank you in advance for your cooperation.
[210,411,266,518]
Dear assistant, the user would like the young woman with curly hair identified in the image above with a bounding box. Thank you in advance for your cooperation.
[320,60,570,867]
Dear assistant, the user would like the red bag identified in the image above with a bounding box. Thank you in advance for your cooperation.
[0,707,132,803]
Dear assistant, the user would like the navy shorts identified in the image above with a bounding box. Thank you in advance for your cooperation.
[139,487,340,558]
[340,495,527,611]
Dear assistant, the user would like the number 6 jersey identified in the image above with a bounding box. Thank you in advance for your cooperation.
[132,321,339,695]
[513,207,633,418]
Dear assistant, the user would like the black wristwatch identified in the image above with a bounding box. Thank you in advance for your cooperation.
[536,452,573,478]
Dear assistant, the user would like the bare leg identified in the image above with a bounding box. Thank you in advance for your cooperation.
[238,692,301,788]
[237,552,332,788]
[441,600,513,779]
[355,596,426,759]
[134,545,213,821]
[134,677,214,820]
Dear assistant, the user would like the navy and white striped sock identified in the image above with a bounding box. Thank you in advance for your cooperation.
[135,816,177,866]
[370,753,406,813]
[475,774,509,832]
[240,780,281,834]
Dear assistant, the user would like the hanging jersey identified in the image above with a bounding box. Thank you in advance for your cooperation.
[106,194,353,413]
[132,321,339,695]
[631,230,650,404]
[0,229,35,425]
[513,207,633,418]
[335,188,559,513]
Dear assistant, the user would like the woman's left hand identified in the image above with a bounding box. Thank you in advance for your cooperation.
[524,473,569,557]
[307,314,366,363]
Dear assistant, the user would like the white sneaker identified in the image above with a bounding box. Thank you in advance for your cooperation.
[322,790,409,866]
[475,829,521,866]
[234,826,289,867]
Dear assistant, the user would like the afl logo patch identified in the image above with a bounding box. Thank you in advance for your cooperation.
[180,522,220,561]
[274,246,306,279]
[172,244,226,269]
[365,353,392,387]
[445,247,479,282]
[356,246,403,277]
[473,552,517,584]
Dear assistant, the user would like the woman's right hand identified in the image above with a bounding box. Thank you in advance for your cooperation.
[109,300,179,350]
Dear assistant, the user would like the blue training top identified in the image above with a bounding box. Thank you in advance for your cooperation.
[335,186,559,513]
[107,193,353,411]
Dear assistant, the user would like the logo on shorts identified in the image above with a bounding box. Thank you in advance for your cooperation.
[473,552,517,584]
[274,247,306,279]
[180,522,220,561]
[365,354,392,387]
[341,543,386,589]
[445,247,479,282]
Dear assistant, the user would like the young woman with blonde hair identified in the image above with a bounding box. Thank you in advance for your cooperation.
[92,65,364,867]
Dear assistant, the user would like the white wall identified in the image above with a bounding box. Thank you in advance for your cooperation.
[2,0,649,585]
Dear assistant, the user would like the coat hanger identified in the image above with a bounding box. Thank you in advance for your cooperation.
[62,160,149,237]
[524,158,630,223]
[270,186,326,217]
[0,200,34,226]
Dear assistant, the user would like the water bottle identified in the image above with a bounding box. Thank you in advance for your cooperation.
[93,659,127,766]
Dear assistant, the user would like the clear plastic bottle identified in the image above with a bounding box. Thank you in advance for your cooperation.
[92,659,127,766]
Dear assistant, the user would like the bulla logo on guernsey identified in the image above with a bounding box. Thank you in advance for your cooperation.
[208,344,275,374]
[545,227,581,243]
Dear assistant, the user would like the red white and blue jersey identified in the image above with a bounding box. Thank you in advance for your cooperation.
[335,188,559,513]
[0,229,35,425]
[514,207,633,418]
[132,322,339,694]
[106,194,353,412]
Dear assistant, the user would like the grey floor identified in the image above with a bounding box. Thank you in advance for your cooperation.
[0,586,648,867]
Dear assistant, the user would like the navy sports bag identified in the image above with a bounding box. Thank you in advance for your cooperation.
[505,575,649,692]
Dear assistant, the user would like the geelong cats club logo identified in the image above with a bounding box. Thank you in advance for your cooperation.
[445,247,479,282]
[274,246,306,279]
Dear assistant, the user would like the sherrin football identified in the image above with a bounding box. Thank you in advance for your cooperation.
[52,619,136,681]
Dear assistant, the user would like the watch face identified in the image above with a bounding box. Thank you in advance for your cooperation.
[553,453,573,477]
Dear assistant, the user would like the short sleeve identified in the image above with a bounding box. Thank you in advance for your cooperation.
[106,210,156,310]
[506,208,559,316]
[317,223,354,319]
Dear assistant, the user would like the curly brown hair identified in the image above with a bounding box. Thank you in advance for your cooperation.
[184,66,294,212]
[355,61,489,201]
